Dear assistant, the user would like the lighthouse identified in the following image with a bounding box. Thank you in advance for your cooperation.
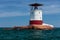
[29,3,43,25]
[13,3,54,30]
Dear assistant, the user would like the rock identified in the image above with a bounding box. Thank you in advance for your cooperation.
[12,25,54,30]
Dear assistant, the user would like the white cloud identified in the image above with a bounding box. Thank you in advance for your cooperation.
[43,4,60,14]
[0,12,29,17]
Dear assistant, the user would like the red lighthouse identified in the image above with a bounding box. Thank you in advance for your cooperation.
[29,3,43,25]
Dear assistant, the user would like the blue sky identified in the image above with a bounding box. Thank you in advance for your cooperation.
[0,0,60,27]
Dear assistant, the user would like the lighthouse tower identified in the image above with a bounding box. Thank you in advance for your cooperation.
[29,3,43,25]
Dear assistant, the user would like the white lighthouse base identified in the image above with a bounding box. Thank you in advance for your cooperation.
[42,23,54,28]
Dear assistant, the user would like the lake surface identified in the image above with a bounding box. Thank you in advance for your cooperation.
[0,28,60,40]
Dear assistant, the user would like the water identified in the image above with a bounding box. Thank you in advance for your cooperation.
[0,28,60,40]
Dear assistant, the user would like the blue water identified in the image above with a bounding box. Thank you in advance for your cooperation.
[0,28,60,40]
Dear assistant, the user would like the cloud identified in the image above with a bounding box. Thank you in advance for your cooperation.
[43,4,60,14]
[0,4,60,17]
[0,12,29,17]
[0,0,60,18]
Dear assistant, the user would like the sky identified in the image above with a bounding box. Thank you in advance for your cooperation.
[0,0,60,27]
